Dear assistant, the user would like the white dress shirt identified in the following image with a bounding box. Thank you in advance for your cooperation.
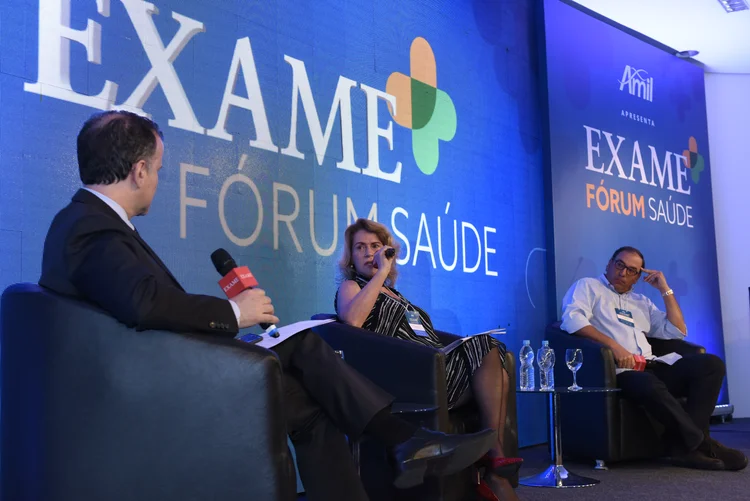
[561,275,685,363]
[82,187,241,324]
[84,187,135,230]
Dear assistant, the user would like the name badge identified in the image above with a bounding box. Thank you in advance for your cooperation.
[406,310,429,337]
[615,308,635,328]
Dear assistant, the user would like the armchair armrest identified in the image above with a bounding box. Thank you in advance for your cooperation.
[312,319,448,410]
[547,324,706,387]
[546,322,617,388]
[648,338,705,357]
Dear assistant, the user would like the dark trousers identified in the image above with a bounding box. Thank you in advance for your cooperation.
[273,329,394,501]
[616,353,725,453]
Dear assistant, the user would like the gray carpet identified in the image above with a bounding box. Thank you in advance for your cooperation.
[298,418,750,500]
[515,418,750,501]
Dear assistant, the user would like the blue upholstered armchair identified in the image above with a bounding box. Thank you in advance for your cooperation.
[311,315,518,501]
[1,283,296,501]
[546,321,706,465]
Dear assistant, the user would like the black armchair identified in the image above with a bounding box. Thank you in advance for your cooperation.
[1,283,296,501]
[546,322,705,464]
[311,317,518,501]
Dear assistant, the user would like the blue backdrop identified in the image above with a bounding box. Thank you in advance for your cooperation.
[0,1,551,445]
[542,0,728,402]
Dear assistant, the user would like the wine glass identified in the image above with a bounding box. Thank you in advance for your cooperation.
[566,349,583,391]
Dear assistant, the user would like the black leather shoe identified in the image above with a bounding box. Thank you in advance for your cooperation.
[670,448,725,470]
[389,428,496,489]
[706,437,748,471]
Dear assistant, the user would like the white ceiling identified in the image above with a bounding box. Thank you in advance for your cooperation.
[571,0,750,74]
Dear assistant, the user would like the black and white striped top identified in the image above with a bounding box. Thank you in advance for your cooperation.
[335,275,507,408]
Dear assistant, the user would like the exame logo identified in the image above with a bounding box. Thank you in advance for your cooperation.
[23,0,457,182]
[618,65,653,102]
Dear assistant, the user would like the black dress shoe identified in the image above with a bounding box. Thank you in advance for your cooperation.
[389,428,496,489]
[706,437,748,471]
[670,448,725,470]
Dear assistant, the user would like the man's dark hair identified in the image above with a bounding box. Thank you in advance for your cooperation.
[77,110,164,185]
[610,246,645,268]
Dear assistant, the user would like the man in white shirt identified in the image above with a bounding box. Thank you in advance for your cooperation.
[561,246,747,471]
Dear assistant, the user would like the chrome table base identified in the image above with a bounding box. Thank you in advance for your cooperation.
[518,391,605,488]
[519,465,600,488]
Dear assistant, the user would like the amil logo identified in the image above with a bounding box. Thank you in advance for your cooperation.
[386,37,456,175]
[618,65,653,102]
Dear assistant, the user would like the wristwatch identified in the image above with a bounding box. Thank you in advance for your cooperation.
[662,289,674,297]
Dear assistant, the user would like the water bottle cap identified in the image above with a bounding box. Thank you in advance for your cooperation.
[523,340,530,345]
[542,340,549,346]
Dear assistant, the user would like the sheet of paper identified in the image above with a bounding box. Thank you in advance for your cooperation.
[473,328,508,337]
[251,318,336,349]
[441,328,507,354]
[654,352,683,365]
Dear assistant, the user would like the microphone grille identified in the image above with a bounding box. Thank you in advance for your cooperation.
[211,248,237,276]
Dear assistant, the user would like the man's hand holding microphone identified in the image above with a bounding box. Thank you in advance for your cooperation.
[234,289,279,330]
[211,248,279,331]
[611,343,636,370]
[212,246,397,333]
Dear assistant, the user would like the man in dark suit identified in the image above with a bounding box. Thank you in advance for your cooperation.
[39,111,495,501]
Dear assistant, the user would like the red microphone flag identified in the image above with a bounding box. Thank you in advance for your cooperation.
[218,266,258,299]
[633,355,647,371]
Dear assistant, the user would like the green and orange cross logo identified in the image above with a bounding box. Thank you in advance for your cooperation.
[386,37,457,175]
[682,136,706,184]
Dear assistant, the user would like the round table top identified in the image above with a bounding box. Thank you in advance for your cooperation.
[517,386,621,393]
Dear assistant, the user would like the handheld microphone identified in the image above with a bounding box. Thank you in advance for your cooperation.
[211,249,258,298]
[210,248,279,336]
[384,248,396,259]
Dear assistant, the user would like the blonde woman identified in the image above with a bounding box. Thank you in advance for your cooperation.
[335,219,522,501]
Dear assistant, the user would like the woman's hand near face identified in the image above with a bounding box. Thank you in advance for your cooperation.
[338,246,393,329]
[372,246,394,276]
[339,228,396,328]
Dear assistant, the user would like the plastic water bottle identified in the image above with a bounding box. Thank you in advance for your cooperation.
[546,344,555,390]
[519,340,535,391]
[537,340,556,391]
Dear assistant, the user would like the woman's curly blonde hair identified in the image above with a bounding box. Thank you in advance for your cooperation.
[338,218,400,286]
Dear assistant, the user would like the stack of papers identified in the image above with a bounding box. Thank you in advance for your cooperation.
[442,328,507,354]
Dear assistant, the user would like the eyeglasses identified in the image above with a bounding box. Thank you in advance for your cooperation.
[613,259,641,277]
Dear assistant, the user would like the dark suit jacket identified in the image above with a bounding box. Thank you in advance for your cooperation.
[39,189,237,336]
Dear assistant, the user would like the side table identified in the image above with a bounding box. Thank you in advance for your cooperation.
[517,387,621,488]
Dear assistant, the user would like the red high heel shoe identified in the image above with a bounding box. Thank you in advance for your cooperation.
[476,456,524,501]
[477,454,523,479]
[477,479,500,501]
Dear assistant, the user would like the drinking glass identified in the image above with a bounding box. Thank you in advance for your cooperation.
[566,349,583,391]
